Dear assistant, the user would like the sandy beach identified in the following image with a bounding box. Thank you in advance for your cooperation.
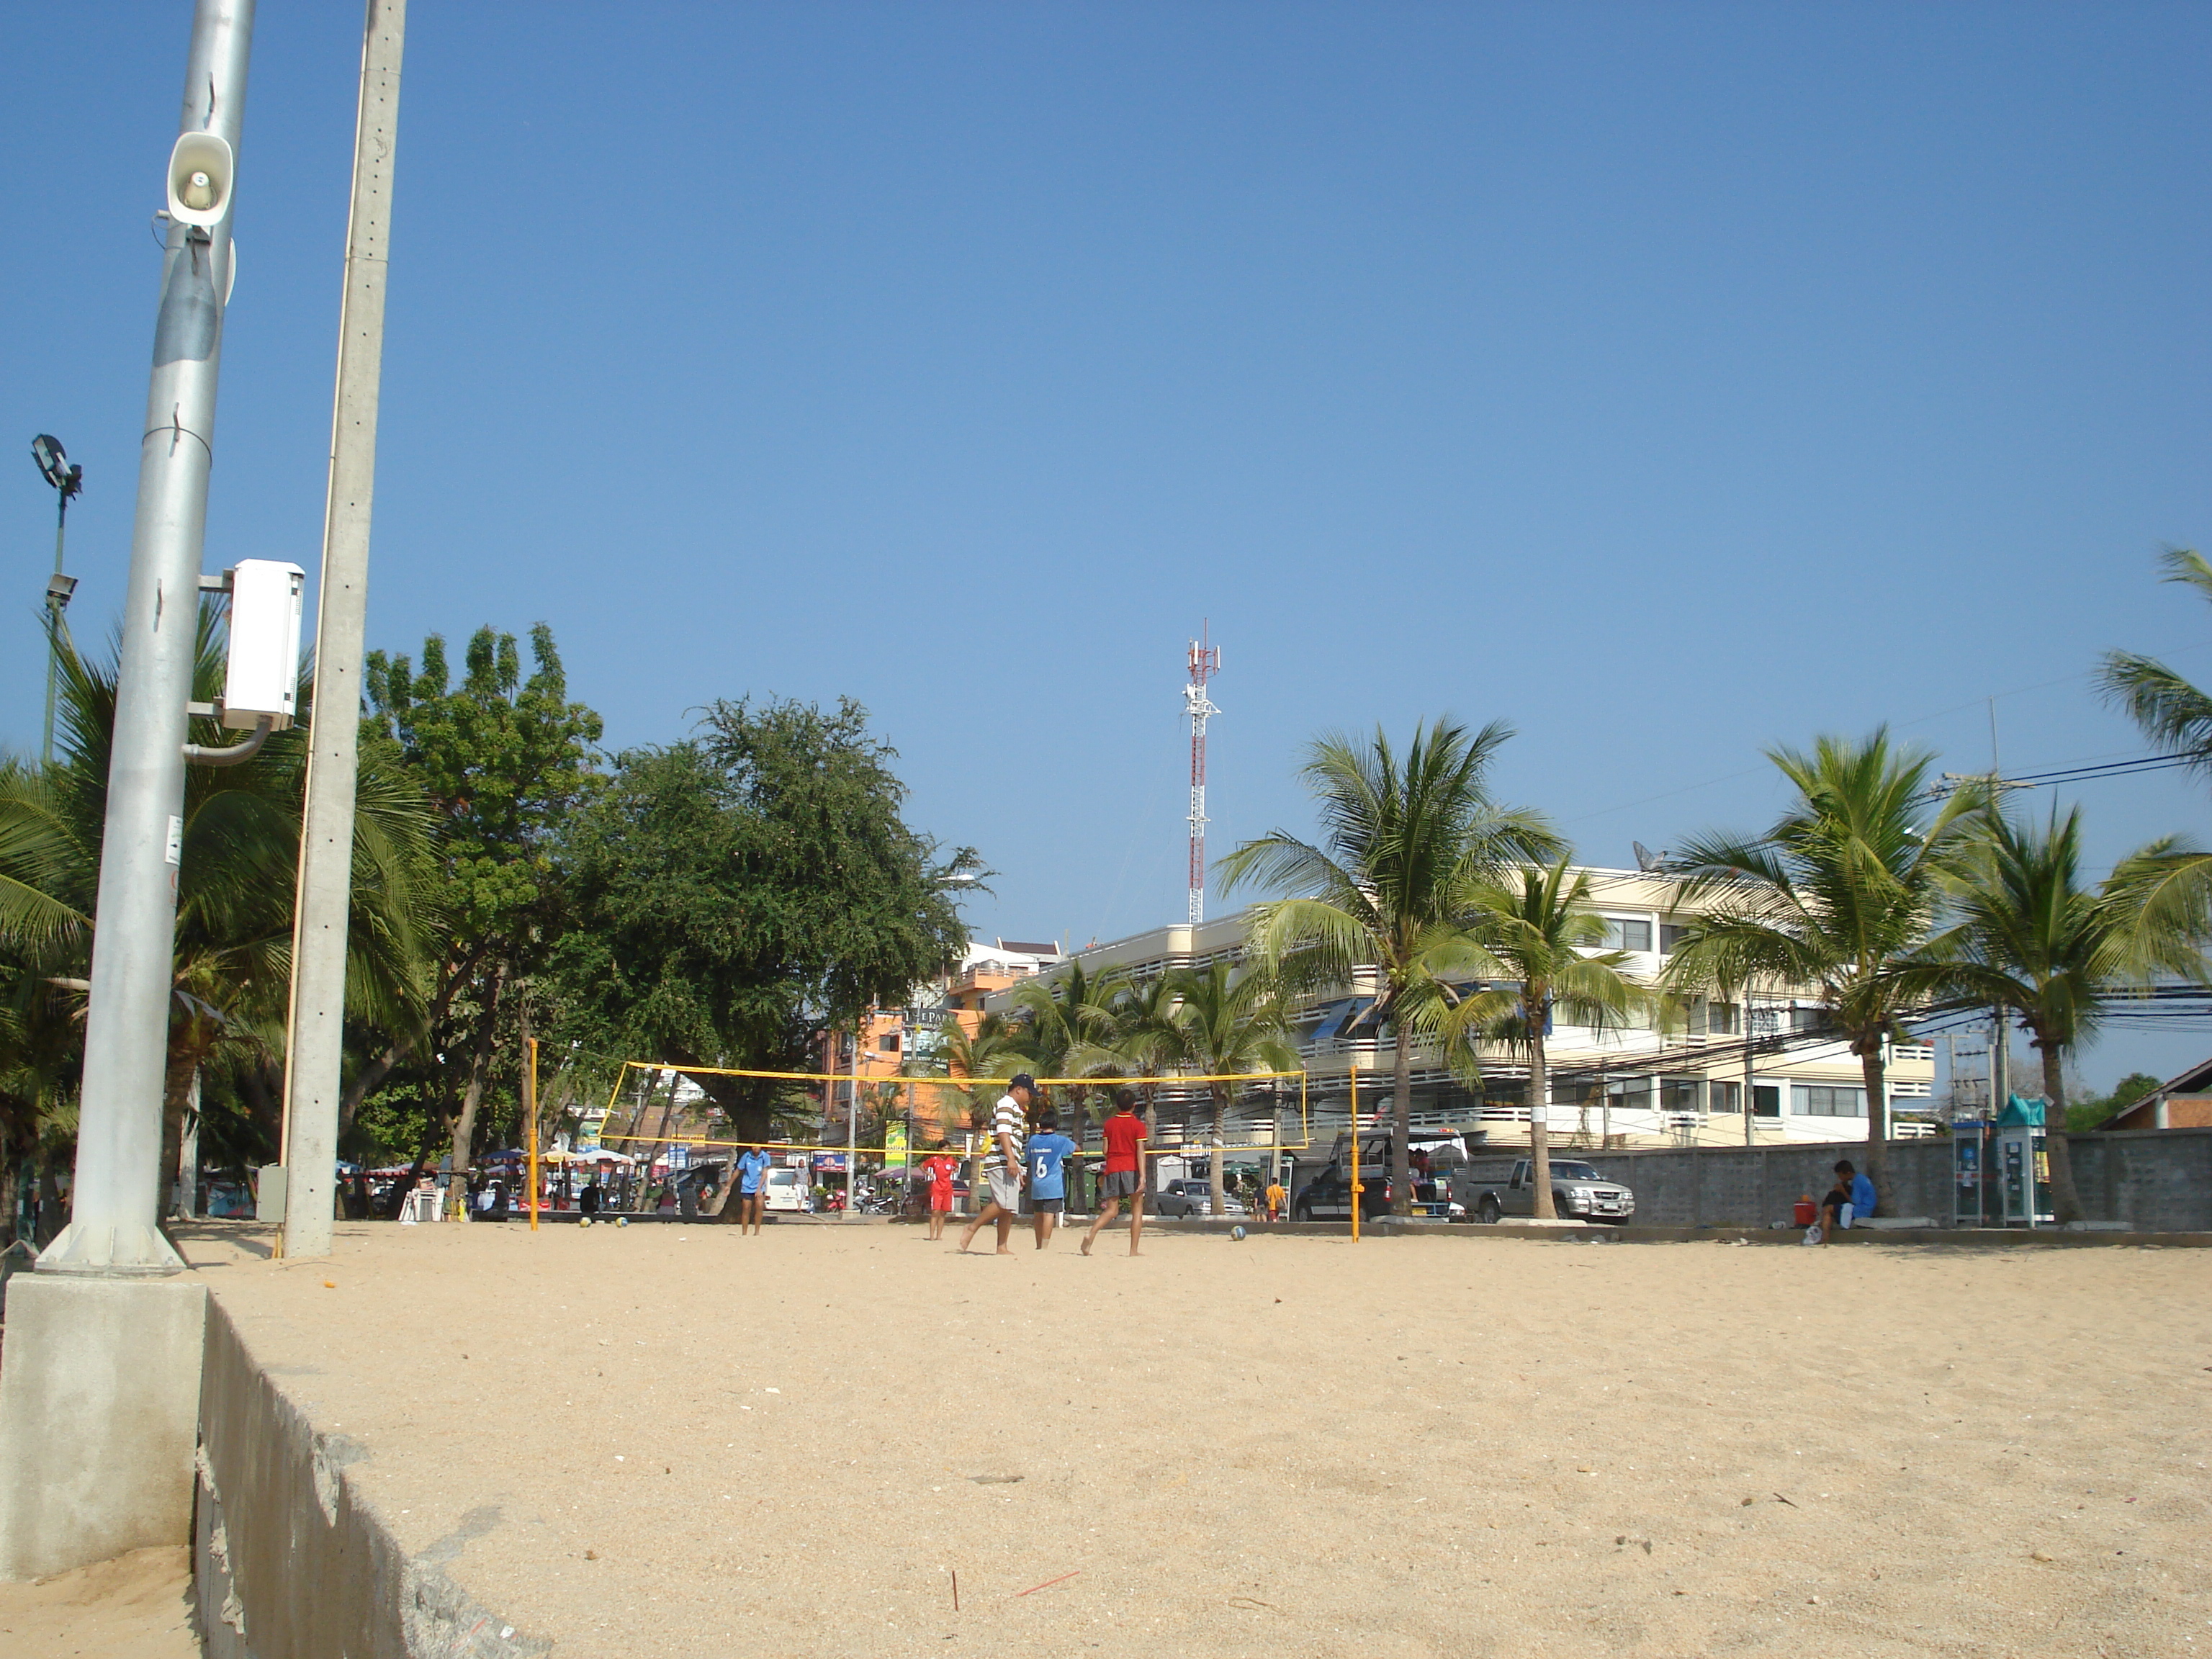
[180,1219,2211,1658]
[0,1545,199,1658]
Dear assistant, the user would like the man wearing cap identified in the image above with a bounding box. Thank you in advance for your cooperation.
[958,1074,1033,1255]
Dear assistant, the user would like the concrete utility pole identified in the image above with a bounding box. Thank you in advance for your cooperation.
[279,0,407,1259]
[38,0,254,1277]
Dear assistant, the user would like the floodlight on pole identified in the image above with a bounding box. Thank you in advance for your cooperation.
[30,436,84,768]
[38,0,255,1278]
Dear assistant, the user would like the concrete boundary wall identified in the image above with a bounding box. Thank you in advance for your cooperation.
[1567,1127,2212,1232]
[195,1292,541,1658]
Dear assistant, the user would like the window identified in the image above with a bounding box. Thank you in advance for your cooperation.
[1790,1007,1834,1033]
[1660,922,1691,955]
[1661,1078,1701,1115]
[1753,1084,1781,1118]
[1792,1084,1866,1118]
[1708,1080,1742,1113]
[1601,917,1653,952]
[880,1032,901,1053]
[1704,1002,1740,1036]
[1605,1077,1653,1113]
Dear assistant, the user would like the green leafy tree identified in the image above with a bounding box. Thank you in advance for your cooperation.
[551,696,972,1148]
[1447,859,1645,1218]
[1159,960,1299,1216]
[363,624,601,1211]
[2066,1070,2164,1133]
[1663,731,1979,1191]
[1894,804,2206,1222]
[1218,718,1556,1215]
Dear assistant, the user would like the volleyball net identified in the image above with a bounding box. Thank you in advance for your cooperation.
[584,1061,1311,1163]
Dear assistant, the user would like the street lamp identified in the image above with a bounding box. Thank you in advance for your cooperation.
[30,435,83,766]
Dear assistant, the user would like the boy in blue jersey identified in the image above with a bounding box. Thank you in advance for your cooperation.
[1024,1110,1079,1250]
[735,1144,772,1236]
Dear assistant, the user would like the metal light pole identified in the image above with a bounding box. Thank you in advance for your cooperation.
[39,0,254,1277]
[279,0,406,1260]
[30,436,84,766]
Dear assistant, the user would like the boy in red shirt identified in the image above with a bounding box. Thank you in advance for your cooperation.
[923,1141,958,1241]
[1081,1087,1148,1256]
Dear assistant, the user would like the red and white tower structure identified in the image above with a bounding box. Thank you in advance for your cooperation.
[1184,626,1220,927]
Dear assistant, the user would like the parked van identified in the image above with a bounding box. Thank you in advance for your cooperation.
[1461,1156,1634,1225]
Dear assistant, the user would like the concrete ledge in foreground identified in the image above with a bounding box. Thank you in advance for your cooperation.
[196,1291,541,1658]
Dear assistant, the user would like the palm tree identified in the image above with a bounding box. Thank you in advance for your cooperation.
[1219,719,1557,1215]
[2096,546,2212,932]
[1448,860,1645,1218]
[922,1010,1026,1141]
[1895,804,2206,1223]
[1007,960,1126,1125]
[2099,549,2212,768]
[1662,731,1979,1190]
[1160,960,1300,1215]
[0,611,434,1217]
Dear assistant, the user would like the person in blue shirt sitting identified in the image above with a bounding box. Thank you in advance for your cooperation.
[1848,1162,1876,1226]
[1025,1110,1079,1251]
[1820,1159,1876,1239]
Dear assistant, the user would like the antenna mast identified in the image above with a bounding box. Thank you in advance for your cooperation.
[1184,625,1220,926]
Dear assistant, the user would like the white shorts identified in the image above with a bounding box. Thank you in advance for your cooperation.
[986,1171,1020,1211]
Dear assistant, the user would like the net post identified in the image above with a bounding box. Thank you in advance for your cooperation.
[1349,1061,1360,1244]
[526,1035,539,1231]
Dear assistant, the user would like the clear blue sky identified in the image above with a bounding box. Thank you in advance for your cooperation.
[6,4,2208,1092]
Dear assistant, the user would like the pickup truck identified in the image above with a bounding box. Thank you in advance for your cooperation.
[1460,1157,1634,1225]
[1292,1163,1461,1222]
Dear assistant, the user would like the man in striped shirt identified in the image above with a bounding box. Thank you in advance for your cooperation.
[958,1074,1032,1255]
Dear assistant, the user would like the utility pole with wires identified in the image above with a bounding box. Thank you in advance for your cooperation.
[279,0,406,1260]
[1184,626,1220,927]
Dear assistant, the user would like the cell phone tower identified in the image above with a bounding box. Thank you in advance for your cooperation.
[1184,626,1220,926]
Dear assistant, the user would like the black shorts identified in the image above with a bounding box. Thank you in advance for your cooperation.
[1032,1197,1064,1214]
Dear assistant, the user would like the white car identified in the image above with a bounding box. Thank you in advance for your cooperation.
[761,1167,811,1213]
[1154,1179,1249,1218]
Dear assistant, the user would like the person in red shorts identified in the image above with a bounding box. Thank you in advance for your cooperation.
[1081,1087,1148,1257]
[923,1141,958,1241]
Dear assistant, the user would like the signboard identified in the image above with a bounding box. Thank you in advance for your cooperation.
[883,1120,909,1173]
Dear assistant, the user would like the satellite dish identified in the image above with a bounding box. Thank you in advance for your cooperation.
[1633,841,1663,873]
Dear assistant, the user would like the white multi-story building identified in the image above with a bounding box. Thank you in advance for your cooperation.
[989,871,1935,1156]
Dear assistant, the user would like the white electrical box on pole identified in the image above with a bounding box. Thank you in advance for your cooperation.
[279,0,407,1259]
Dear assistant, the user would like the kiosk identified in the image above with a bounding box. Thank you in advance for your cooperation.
[1995,1094,2054,1228]
[1951,1113,1990,1227]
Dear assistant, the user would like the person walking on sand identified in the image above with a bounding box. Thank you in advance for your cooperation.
[735,1143,772,1236]
[1082,1087,1148,1256]
[959,1075,1032,1254]
[1024,1110,1078,1249]
[923,1141,959,1241]
[1264,1175,1287,1224]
